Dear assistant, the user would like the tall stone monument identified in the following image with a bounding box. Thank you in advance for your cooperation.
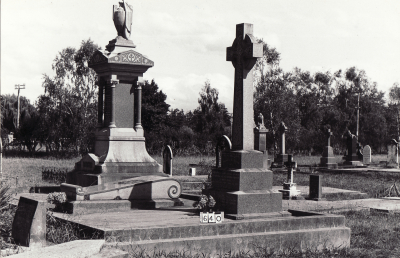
[254,113,269,168]
[320,128,338,168]
[343,130,362,166]
[67,0,163,186]
[207,23,282,218]
[274,122,288,166]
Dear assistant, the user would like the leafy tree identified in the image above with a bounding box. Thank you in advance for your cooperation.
[37,39,100,154]
[141,79,170,152]
[191,81,231,152]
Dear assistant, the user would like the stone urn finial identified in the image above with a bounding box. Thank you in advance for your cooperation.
[113,0,133,40]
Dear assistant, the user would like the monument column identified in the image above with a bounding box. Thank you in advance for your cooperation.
[108,75,118,128]
[135,78,144,130]
[97,77,104,127]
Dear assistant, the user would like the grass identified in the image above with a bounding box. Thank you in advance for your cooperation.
[2,154,400,257]
[1,157,79,188]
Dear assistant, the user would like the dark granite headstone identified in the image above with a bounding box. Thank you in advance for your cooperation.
[216,135,232,168]
[163,145,173,176]
[12,196,47,247]
[343,130,362,166]
[207,23,282,217]
[309,175,323,200]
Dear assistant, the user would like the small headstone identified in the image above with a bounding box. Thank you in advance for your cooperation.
[254,113,269,168]
[216,135,232,168]
[363,145,371,165]
[343,130,362,166]
[12,196,47,247]
[189,167,196,176]
[320,127,337,168]
[309,174,323,200]
[274,122,288,166]
[387,140,398,166]
[163,145,173,176]
[279,155,301,199]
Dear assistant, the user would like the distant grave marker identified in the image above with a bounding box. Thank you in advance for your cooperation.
[309,174,323,200]
[363,145,371,165]
[387,139,398,167]
[215,135,232,168]
[163,145,173,176]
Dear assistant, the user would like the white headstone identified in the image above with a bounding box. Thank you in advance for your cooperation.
[363,145,371,165]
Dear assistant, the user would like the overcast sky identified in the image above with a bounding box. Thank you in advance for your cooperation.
[1,0,399,113]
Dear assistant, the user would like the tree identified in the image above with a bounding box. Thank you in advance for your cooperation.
[191,81,231,152]
[37,39,100,154]
[141,79,170,152]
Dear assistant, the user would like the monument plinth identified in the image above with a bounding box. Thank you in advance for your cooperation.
[66,1,163,187]
[207,23,282,218]
[320,128,338,168]
[343,130,363,166]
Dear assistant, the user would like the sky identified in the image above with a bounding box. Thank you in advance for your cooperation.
[1,0,400,113]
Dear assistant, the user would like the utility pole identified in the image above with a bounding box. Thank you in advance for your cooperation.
[15,84,25,129]
[356,91,360,141]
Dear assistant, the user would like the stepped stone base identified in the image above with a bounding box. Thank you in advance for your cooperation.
[67,127,163,187]
[320,146,338,168]
[54,209,350,256]
[207,167,282,215]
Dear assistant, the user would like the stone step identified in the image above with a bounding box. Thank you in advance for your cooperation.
[180,181,205,190]
[104,226,350,256]
[104,211,346,242]
[65,198,184,215]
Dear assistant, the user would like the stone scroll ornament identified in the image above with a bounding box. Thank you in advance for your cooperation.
[168,185,180,199]
[113,0,133,40]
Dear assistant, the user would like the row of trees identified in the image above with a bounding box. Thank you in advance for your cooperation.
[1,39,399,156]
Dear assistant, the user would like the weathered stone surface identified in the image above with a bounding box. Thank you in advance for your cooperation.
[62,175,182,201]
[9,240,105,258]
[12,196,47,247]
[387,142,397,165]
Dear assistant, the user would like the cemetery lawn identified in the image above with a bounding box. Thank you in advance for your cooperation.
[2,155,400,257]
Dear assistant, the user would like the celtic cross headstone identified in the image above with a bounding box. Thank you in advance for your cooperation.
[226,23,263,150]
